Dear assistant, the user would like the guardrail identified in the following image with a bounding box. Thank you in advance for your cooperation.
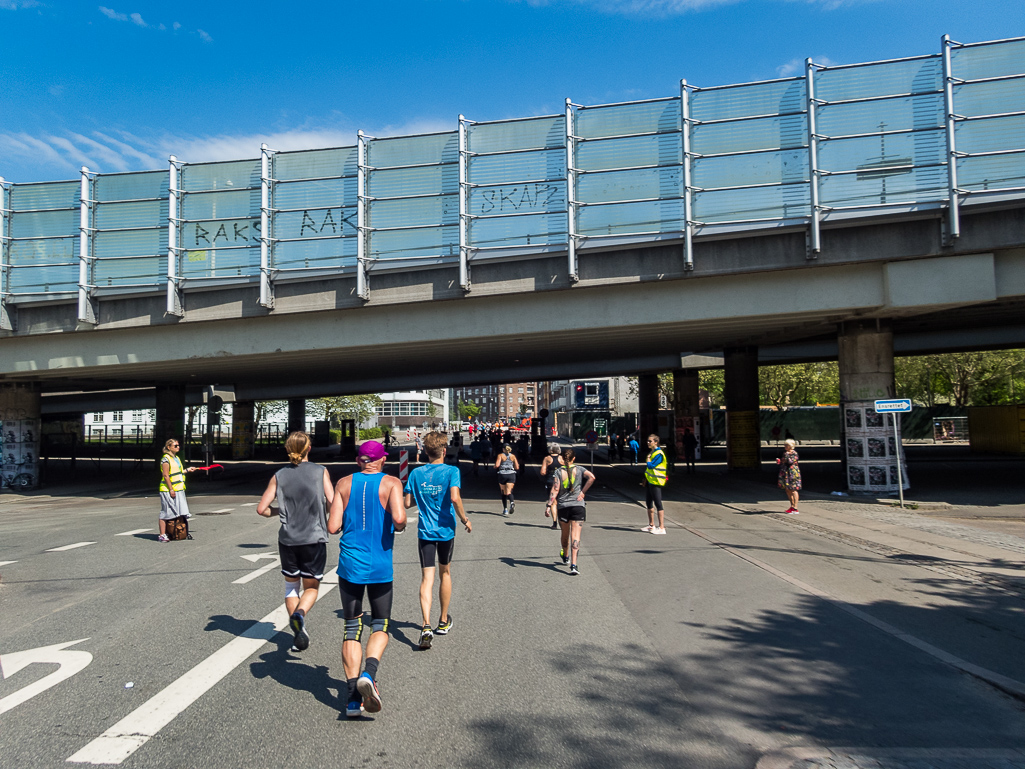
[1,35,1022,325]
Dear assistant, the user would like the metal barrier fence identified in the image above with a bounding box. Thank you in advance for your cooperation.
[1,35,1023,326]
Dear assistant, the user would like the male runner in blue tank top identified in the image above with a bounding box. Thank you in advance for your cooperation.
[327,440,406,718]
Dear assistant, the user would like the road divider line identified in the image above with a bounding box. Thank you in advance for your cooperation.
[67,569,338,765]
[115,529,151,537]
[232,556,280,585]
[0,560,16,567]
[46,542,96,552]
[208,508,234,514]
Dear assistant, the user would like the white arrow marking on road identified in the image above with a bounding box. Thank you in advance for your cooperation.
[115,529,151,537]
[0,638,93,715]
[46,542,97,552]
[67,570,338,765]
[0,560,16,567]
[208,508,233,514]
[232,553,280,584]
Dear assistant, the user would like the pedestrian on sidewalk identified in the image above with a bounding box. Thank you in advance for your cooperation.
[777,438,801,514]
[328,440,407,718]
[681,428,698,473]
[256,431,335,653]
[540,443,563,530]
[403,432,471,650]
[642,434,668,535]
[548,448,595,576]
[628,435,640,464]
[158,438,195,542]
[494,444,520,516]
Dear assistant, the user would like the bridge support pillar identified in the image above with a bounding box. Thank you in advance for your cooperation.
[154,385,185,455]
[838,320,908,493]
[232,401,255,460]
[672,368,700,461]
[637,374,659,460]
[0,382,41,490]
[288,399,306,434]
[724,346,760,470]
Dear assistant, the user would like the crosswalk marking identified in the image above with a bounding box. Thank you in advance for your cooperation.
[66,570,339,765]
[115,529,151,537]
[0,560,17,567]
[46,542,96,552]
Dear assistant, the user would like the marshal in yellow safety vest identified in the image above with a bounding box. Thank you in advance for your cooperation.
[159,453,187,492]
[644,446,667,487]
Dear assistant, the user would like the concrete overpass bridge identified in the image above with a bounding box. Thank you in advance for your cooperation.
[1,34,1023,491]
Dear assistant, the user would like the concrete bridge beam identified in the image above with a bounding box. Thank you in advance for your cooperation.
[0,382,41,490]
[637,374,659,456]
[288,399,306,435]
[672,368,701,457]
[154,385,185,454]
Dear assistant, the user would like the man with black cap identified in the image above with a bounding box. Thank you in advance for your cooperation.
[328,440,406,718]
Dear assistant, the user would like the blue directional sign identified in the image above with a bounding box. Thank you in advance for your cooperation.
[874,398,912,413]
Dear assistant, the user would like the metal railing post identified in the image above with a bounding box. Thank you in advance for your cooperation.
[941,34,961,244]
[259,143,275,308]
[680,80,694,271]
[356,130,370,300]
[0,177,12,331]
[805,58,822,259]
[77,167,97,324]
[565,98,579,283]
[166,156,184,316]
[458,115,471,292]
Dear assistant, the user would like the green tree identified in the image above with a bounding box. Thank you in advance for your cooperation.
[759,362,838,410]
[458,398,481,421]
[309,394,382,428]
[699,369,725,407]
[255,400,287,425]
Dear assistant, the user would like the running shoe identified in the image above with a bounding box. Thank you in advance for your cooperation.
[570,563,579,576]
[157,534,169,543]
[784,507,794,513]
[290,611,310,651]
[418,625,434,650]
[435,615,454,635]
[551,522,559,529]
[357,673,382,713]
[503,508,509,517]
[346,697,364,718]
[787,509,800,515]
[509,501,515,515]
[560,548,569,565]
[641,525,653,533]
[652,527,667,535]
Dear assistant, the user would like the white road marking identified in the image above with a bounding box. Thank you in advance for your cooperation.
[0,560,17,567]
[240,503,257,507]
[46,542,97,552]
[232,553,280,584]
[0,639,93,716]
[115,529,151,537]
[208,508,234,513]
[66,571,338,765]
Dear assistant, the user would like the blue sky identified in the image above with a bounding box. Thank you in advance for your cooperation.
[1,0,1022,181]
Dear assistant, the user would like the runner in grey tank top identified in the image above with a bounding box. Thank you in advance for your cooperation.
[257,431,335,652]
[275,461,330,546]
[494,444,520,516]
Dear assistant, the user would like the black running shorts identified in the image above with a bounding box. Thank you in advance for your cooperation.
[497,472,517,485]
[338,578,393,622]
[278,541,327,580]
[558,504,586,522]
[418,537,455,568]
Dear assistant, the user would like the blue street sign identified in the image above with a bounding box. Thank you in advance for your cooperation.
[874,398,912,413]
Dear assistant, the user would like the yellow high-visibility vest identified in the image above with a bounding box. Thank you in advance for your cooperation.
[645,448,667,487]
[159,453,186,492]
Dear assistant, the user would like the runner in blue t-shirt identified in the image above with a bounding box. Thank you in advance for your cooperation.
[403,431,471,650]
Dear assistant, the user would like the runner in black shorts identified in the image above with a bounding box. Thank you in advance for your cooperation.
[256,431,335,652]
[540,444,562,530]
[548,448,595,576]
[494,444,520,516]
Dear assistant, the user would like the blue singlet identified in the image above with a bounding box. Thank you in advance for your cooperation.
[337,472,395,584]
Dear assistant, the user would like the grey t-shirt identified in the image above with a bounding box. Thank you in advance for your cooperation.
[274,462,329,546]
[555,465,586,507]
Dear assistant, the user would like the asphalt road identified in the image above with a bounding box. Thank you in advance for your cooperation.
[2,458,1024,769]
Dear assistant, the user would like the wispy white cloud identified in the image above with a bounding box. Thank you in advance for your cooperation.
[97,6,211,41]
[776,54,837,76]
[0,117,462,179]
[0,0,42,8]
